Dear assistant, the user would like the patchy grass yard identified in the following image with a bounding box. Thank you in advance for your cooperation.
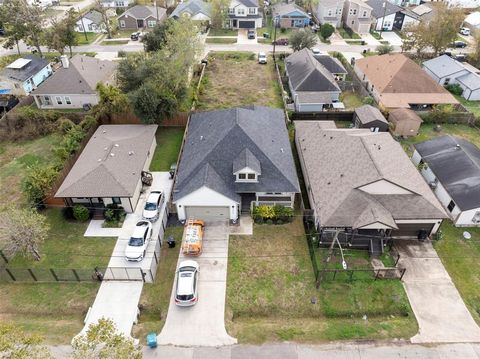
[338,27,361,40]
[6,209,116,269]
[150,127,185,171]
[0,134,60,206]
[434,222,480,325]
[133,225,183,341]
[340,91,364,109]
[455,95,480,118]
[197,52,283,111]
[226,217,417,343]
[0,282,100,343]
[208,28,238,36]
[399,123,480,156]
[75,32,99,45]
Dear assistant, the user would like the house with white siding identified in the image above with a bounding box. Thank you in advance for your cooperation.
[412,135,480,227]
[315,0,344,28]
[225,0,262,28]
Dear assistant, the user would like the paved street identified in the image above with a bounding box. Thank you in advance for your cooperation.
[157,220,237,346]
[396,240,480,343]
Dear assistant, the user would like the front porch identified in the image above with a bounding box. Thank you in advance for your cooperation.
[240,192,296,215]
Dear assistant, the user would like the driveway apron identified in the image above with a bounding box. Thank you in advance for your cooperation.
[396,240,480,343]
[157,220,237,346]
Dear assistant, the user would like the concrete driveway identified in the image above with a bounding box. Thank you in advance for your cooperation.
[157,220,237,346]
[237,29,257,44]
[381,32,403,47]
[396,240,480,343]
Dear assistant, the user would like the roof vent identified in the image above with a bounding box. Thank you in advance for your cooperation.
[377,145,381,150]
[114,144,119,147]
[110,153,115,157]
[280,148,284,153]
[327,181,331,185]
[200,135,204,140]
[102,129,106,134]
[455,144,461,150]
[104,147,108,151]
[128,151,135,156]
[98,158,102,162]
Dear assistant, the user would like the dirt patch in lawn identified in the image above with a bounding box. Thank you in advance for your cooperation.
[196,52,283,111]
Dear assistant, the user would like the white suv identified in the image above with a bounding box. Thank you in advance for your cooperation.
[125,221,152,261]
[143,191,163,222]
[175,260,199,306]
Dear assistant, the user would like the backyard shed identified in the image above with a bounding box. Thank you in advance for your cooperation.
[388,108,422,137]
[353,105,389,132]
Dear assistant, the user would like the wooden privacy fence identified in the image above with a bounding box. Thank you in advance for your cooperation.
[109,111,189,127]
[291,111,354,122]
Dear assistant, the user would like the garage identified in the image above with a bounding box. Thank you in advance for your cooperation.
[392,223,435,238]
[239,20,255,28]
[185,206,230,222]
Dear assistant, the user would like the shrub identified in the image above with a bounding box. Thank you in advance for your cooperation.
[117,50,127,58]
[73,205,90,221]
[79,115,98,131]
[104,203,126,223]
[445,83,463,96]
[320,23,335,40]
[376,44,394,55]
[22,165,59,207]
[362,96,375,105]
[57,117,76,134]
[54,125,87,162]
[252,205,294,224]
[280,28,286,33]
[266,219,273,225]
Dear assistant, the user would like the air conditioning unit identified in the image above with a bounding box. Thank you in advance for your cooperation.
[472,212,480,223]
[429,181,437,189]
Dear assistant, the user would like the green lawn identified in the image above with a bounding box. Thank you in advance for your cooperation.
[133,225,183,341]
[208,28,238,36]
[112,29,135,39]
[75,32,100,45]
[0,282,100,343]
[434,222,480,324]
[0,134,60,205]
[346,40,363,45]
[205,38,237,44]
[6,209,116,269]
[340,91,364,109]
[399,123,480,156]
[100,40,130,45]
[150,128,185,171]
[338,27,361,40]
[226,217,417,343]
[455,95,480,118]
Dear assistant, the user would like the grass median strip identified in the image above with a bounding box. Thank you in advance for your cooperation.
[205,38,237,44]
[100,40,130,45]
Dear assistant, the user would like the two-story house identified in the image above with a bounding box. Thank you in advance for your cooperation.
[342,0,372,34]
[366,0,402,32]
[315,0,344,28]
[0,55,52,96]
[226,0,262,29]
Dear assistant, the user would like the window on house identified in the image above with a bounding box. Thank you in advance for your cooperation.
[119,20,126,28]
[238,8,245,15]
[65,96,72,105]
[55,96,63,105]
[42,96,51,105]
[328,10,332,16]
[351,20,355,25]
[112,197,122,205]
[248,7,255,14]
[447,200,456,212]
[78,25,84,31]
[247,173,256,180]
[229,7,234,14]
[362,10,367,16]
[148,20,156,27]
[353,9,357,15]
[88,24,93,31]
[238,173,246,179]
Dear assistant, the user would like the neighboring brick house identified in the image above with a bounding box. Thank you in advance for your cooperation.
[342,0,372,34]
[225,0,262,29]
[315,0,344,28]
[117,5,167,30]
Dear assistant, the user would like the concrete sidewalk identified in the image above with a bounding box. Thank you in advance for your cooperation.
[396,240,480,343]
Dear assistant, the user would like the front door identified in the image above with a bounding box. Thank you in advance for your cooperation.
[232,19,237,28]
[137,19,144,28]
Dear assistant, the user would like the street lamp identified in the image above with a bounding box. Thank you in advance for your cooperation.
[79,7,88,42]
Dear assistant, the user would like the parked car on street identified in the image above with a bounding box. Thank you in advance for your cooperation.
[125,220,152,261]
[311,48,321,55]
[258,52,267,64]
[175,260,200,306]
[460,27,471,36]
[273,38,288,45]
[451,40,467,48]
[247,29,256,39]
[143,190,163,222]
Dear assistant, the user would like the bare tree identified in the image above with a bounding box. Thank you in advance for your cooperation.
[94,0,112,39]
[0,207,49,261]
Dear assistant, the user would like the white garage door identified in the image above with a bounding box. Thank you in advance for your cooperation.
[185,206,229,222]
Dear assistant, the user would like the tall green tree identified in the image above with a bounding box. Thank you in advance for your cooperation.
[320,23,334,41]
[289,29,317,51]
[0,323,52,359]
[142,20,171,52]
[71,318,142,359]
[94,83,130,122]
[64,8,79,57]
[0,0,28,55]
[210,0,229,29]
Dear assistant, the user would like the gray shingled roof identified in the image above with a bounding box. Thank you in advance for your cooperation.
[314,55,347,75]
[0,55,50,83]
[366,0,402,18]
[33,55,117,95]
[233,148,261,174]
[174,106,300,202]
[55,125,158,198]
[272,3,309,18]
[354,105,388,125]
[295,122,446,228]
[119,5,165,19]
[423,55,466,79]
[170,0,211,18]
[414,135,480,211]
[237,0,258,7]
[83,9,104,25]
[286,48,340,93]
[457,72,480,91]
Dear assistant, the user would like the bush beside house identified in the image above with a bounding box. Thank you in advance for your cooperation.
[252,205,294,224]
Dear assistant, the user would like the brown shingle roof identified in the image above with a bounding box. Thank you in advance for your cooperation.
[295,122,446,228]
[356,54,458,108]
[55,125,158,198]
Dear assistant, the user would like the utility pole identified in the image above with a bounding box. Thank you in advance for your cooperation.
[379,0,387,38]
[273,17,278,63]
[79,7,88,41]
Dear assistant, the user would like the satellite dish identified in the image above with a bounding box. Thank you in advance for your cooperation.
[463,231,472,240]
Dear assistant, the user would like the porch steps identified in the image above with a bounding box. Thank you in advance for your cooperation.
[93,208,104,220]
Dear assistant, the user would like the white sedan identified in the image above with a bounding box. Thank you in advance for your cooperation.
[143,191,163,222]
[125,221,152,261]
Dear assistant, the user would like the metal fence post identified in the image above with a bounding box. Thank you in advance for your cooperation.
[141,269,146,283]
[50,269,59,281]
[27,269,37,282]
[395,254,401,267]
[400,268,406,281]
[5,268,16,281]
[72,269,81,282]
[0,250,9,264]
